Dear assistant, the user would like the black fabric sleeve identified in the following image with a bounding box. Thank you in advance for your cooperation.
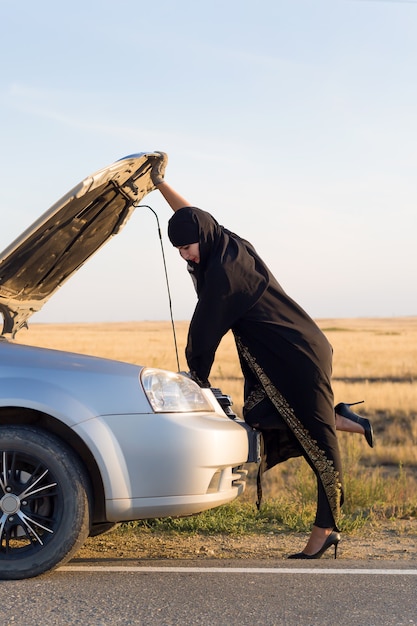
[185,269,267,384]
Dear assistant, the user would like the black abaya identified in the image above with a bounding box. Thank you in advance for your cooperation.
[168,206,343,528]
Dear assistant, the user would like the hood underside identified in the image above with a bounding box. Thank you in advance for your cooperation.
[0,152,164,336]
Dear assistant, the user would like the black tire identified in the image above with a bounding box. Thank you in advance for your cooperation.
[0,426,91,580]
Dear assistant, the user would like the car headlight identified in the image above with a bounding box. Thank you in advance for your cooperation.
[141,368,213,413]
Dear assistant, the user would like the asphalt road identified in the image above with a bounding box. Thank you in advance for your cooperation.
[2,560,417,625]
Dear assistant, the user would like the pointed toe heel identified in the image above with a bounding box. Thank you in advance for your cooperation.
[287,532,340,560]
[335,401,374,448]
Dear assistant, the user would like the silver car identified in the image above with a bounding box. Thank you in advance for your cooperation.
[0,153,256,580]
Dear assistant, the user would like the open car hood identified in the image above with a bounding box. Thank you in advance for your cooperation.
[0,152,164,336]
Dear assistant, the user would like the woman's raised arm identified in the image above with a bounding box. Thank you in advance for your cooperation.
[155,181,191,213]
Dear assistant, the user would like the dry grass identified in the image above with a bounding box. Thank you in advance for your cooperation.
[16,316,417,416]
[18,315,417,377]
[322,317,417,379]
[16,317,417,498]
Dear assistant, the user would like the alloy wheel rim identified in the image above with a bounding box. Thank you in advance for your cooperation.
[0,450,60,557]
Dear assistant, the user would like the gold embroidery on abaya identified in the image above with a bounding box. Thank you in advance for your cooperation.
[236,335,342,525]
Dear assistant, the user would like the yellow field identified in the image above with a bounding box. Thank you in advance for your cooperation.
[17,316,417,413]
[16,317,417,458]
[14,317,417,511]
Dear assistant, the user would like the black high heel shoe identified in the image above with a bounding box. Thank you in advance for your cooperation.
[287,531,340,560]
[335,401,374,448]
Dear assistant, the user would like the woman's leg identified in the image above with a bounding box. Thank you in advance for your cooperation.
[301,526,335,554]
[287,474,341,558]
[335,412,364,434]
[302,478,336,554]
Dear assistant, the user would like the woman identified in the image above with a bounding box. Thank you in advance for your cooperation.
[151,155,372,559]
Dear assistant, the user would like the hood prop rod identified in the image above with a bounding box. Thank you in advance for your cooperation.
[136,204,181,372]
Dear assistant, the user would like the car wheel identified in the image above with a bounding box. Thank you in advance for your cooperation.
[0,426,91,580]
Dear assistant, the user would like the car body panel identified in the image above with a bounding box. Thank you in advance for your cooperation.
[0,339,150,422]
[103,473,247,521]
[75,412,248,521]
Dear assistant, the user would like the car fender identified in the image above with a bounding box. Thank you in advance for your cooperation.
[72,417,132,502]
[0,376,97,425]
[0,376,132,504]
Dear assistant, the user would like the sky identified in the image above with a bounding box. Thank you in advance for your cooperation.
[0,0,416,325]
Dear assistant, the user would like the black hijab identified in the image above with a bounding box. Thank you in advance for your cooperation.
[168,207,270,384]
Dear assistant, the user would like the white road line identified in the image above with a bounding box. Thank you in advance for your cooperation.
[59,566,417,575]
